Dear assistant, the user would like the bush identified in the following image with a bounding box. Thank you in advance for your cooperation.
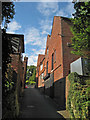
[67,72,89,119]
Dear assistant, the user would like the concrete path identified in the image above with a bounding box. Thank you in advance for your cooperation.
[18,88,65,119]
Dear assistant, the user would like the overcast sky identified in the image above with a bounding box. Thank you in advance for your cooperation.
[6,1,75,66]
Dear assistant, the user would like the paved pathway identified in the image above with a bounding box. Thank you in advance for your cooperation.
[18,88,65,119]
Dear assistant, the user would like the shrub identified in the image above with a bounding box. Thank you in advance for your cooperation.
[67,72,89,119]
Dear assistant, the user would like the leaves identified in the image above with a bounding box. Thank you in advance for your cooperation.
[2,2,15,91]
[2,2,15,29]
[26,65,36,85]
[71,1,90,58]
[2,30,13,93]
[67,72,89,119]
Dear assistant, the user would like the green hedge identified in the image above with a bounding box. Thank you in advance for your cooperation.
[67,72,90,119]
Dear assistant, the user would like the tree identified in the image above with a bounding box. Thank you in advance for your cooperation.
[71,1,90,58]
[26,65,36,85]
[2,2,15,29]
[2,2,15,74]
[2,2,15,92]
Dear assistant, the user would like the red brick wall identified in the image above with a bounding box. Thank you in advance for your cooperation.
[36,54,45,87]
[44,17,64,82]
[39,59,45,76]
[61,18,79,77]
[10,53,24,96]
[22,57,28,90]
[10,54,20,73]
[36,16,79,88]
[23,57,28,78]
[11,54,28,92]
[44,35,50,76]
[45,16,79,82]
[51,28,64,82]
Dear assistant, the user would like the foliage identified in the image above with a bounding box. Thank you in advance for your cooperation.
[2,1,15,92]
[71,2,90,58]
[2,90,17,118]
[2,64,18,118]
[2,2,15,29]
[2,30,13,93]
[5,64,15,91]
[26,65,36,85]
[2,2,22,119]
[67,72,90,119]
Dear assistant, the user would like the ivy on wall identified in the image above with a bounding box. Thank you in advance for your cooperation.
[5,64,15,91]
[3,64,18,118]
[67,72,90,119]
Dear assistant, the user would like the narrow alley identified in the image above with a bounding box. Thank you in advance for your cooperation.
[18,86,65,119]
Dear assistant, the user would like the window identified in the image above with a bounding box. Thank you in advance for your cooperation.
[40,64,43,71]
[52,53,54,70]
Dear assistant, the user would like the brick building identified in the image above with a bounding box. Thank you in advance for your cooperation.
[6,33,28,116]
[36,16,79,108]
[7,33,24,93]
[22,56,28,91]
[36,54,45,88]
